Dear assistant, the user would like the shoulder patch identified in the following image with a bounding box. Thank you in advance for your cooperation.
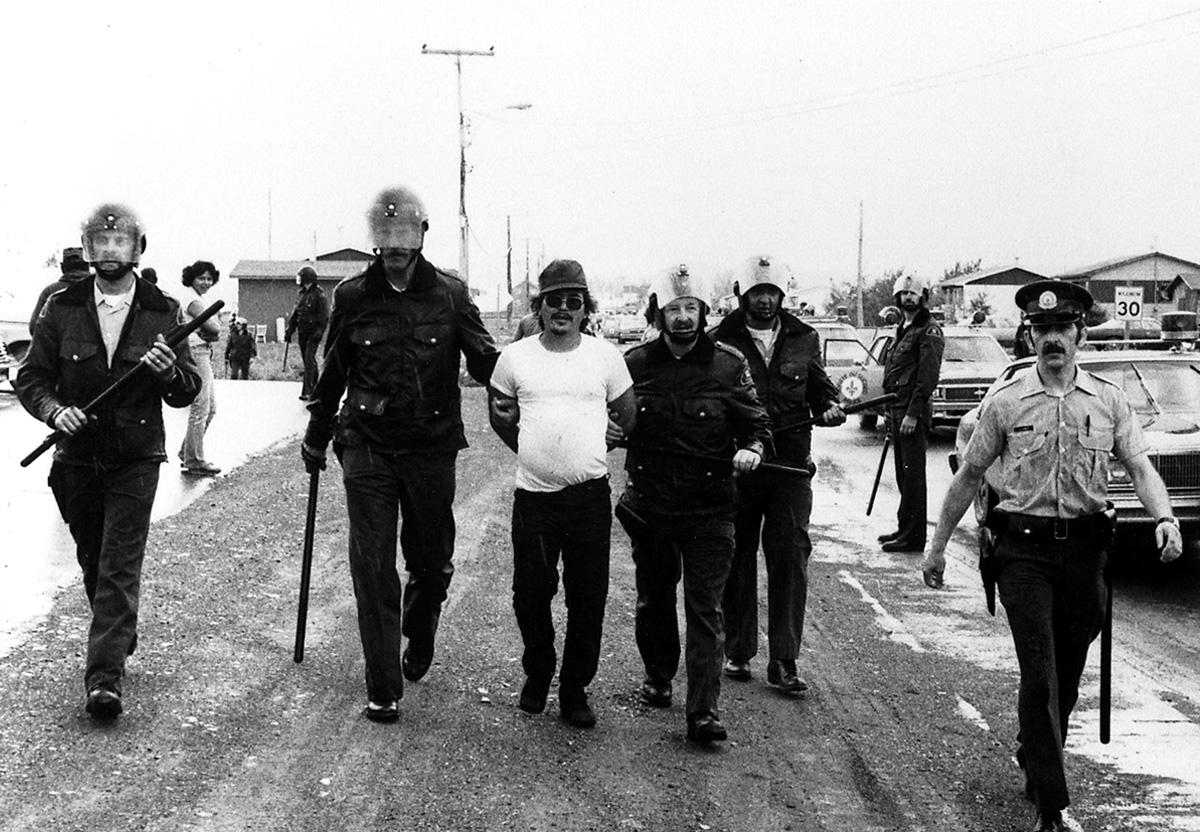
[926,322,944,339]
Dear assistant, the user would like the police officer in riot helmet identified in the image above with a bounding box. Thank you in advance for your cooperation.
[301,186,500,723]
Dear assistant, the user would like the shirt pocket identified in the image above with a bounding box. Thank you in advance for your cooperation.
[1004,429,1049,489]
[678,396,728,447]
[1078,422,1115,483]
[343,386,390,416]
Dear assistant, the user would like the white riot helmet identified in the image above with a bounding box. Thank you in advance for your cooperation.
[892,273,929,299]
[648,263,712,311]
[735,255,791,307]
[367,186,429,251]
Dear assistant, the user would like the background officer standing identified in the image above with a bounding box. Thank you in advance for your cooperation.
[16,203,200,719]
[285,265,330,400]
[618,264,771,744]
[880,273,944,552]
[301,186,499,723]
[921,280,1182,832]
[711,256,844,693]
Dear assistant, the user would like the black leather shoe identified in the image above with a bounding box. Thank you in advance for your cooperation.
[560,691,596,728]
[767,659,808,692]
[401,645,433,682]
[877,530,901,543]
[519,677,550,714]
[687,712,727,743]
[363,699,399,723]
[723,659,752,680]
[881,538,925,553]
[640,680,672,708]
[1031,809,1065,831]
[85,686,123,720]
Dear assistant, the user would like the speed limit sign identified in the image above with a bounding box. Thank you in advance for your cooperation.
[1114,286,1143,320]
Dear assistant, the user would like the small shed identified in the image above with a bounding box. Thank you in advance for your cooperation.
[937,265,1048,325]
[231,249,373,342]
[1057,252,1200,319]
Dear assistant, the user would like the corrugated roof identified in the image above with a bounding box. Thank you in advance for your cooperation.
[938,265,1045,288]
[230,260,367,280]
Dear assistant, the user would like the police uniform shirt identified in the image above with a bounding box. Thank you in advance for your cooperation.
[963,365,1147,518]
[93,279,135,368]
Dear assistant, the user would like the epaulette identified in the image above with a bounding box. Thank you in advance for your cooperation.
[1082,368,1120,389]
[433,264,467,287]
[713,340,748,363]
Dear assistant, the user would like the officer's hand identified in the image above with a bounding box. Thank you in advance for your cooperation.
[900,414,918,436]
[490,396,520,427]
[921,547,946,589]
[1156,521,1183,563]
[53,406,89,435]
[284,331,293,344]
[301,442,327,473]
[732,448,762,476]
[143,334,178,381]
[605,411,625,449]
[822,404,846,426]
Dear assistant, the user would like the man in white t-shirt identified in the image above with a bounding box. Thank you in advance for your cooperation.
[489,259,637,729]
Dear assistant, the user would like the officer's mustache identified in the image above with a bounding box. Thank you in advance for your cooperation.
[1041,343,1066,355]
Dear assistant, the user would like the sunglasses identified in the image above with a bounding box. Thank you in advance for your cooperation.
[543,294,585,311]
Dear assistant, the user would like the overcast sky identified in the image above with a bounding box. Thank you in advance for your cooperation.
[3,0,1199,310]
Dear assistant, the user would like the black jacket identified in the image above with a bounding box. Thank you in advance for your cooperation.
[304,255,499,453]
[285,281,330,340]
[882,306,945,420]
[711,308,839,465]
[622,332,771,515]
[16,276,201,465]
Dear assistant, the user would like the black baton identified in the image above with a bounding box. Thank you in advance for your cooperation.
[1100,565,1113,743]
[775,393,898,436]
[21,300,225,467]
[866,431,891,516]
[293,468,320,663]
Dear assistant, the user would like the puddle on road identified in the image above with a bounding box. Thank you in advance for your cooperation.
[819,515,1200,832]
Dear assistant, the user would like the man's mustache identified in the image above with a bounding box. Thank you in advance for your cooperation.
[1041,344,1066,355]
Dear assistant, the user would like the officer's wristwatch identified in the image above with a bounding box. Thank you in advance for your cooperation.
[1156,516,1180,529]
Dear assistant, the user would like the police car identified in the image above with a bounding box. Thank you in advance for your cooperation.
[953,349,1200,555]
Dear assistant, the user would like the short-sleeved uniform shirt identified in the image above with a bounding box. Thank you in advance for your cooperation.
[963,365,1147,518]
[491,334,633,493]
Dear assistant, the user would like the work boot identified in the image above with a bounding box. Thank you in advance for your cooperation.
[767,659,808,693]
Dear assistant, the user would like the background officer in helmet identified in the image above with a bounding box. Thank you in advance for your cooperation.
[711,256,844,694]
[30,245,90,333]
[879,273,945,552]
[301,186,500,723]
[921,280,1181,832]
[617,264,771,744]
[285,265,330,400]
[15,203,201,720]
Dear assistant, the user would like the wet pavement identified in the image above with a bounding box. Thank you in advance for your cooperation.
[0,379,309,656]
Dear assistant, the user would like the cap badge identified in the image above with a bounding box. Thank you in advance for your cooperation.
[1038,290,1058,310]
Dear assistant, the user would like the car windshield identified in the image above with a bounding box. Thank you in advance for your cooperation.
[824,338,870,365]
[944,335,1008,363]
[1088,360,1200,431]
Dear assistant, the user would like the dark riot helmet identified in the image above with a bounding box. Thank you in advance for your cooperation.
[81,203,146,266]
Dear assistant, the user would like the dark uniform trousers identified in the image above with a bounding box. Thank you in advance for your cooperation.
[889,404,931,546]
[510,477,612,698]
[631,512,736,717]
[724,467,814,662]
[49,459,160,695]
[297,330,321,399]
[340,446,457,702]
[996,530,1107,815]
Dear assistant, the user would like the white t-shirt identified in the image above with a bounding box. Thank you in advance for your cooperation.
[491,334,634,493]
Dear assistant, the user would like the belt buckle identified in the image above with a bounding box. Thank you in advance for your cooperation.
[1053,518,1068,541]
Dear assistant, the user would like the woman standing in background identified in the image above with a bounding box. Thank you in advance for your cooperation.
[179,260,222,475]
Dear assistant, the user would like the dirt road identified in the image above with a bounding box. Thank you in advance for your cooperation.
[0,388,1194,831]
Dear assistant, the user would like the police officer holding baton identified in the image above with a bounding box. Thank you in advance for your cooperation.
[921,280,1182,832]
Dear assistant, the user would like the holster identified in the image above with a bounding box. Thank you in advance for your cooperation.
[614,496,650,539]
[980,510,1004,616]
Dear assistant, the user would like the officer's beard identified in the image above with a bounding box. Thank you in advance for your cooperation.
[95,263,135,282]
[745,305,779,327]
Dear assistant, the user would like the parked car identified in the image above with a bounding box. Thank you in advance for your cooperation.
[953,350,1200,556]
[870,327,1010,430]
[808,320,887,428]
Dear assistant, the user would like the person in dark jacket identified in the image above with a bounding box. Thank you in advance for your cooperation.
[285,265,330,400]
[879,274,945,552]
[301,186,500,723]
[29,246,90,333]
[617,264,771,744]
[225,317,257,379]
[15,203,200,720]
[711,256,844,693]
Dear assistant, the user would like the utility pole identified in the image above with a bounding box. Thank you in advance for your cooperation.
[856,201,865,327]
[506,215,513,321]
[422,44,495,284]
